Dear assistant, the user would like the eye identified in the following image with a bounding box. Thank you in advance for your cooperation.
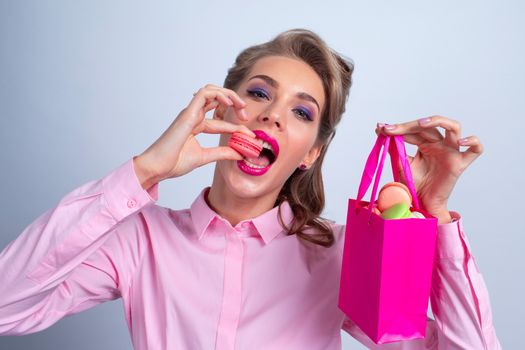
[247,88,269,100]
[294,108,313,121]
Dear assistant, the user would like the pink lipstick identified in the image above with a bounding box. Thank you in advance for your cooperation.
[236,129,279,176]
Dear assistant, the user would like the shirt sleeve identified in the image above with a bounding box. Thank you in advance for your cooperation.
[0,156,158,336]
[341,211,502,350]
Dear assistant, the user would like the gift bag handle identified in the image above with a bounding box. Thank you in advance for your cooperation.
[385,136,419,210]
[355,133,420,221]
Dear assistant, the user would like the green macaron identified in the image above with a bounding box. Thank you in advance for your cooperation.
[380,202,412,219]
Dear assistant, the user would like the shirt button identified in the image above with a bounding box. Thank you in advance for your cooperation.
[127,199,137,208]
[241,222,249,228]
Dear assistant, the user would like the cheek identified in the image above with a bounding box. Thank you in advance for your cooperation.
[289,128,318,151]
[281,138,318,167]
[287,146,308,163]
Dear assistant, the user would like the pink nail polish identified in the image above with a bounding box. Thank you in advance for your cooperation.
[458,137,469,145]
[418,117,431,125]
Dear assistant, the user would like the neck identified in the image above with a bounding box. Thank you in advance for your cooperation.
[207,170,281,227]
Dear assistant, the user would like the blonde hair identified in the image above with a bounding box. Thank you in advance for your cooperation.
[223,28,354,247]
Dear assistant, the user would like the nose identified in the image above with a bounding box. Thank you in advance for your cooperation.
[257,108,285,130]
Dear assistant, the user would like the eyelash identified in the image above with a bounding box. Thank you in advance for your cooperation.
[246,89,313,121]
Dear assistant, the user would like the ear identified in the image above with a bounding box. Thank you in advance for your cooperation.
[301,141,323,167]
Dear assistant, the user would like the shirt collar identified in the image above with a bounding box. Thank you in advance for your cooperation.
[189,187,294,245]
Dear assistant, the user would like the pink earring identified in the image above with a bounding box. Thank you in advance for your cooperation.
[299,164,307,170]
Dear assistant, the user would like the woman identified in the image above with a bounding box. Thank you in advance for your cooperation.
[0,29,501,349]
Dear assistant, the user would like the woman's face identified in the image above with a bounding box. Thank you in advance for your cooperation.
[213,55,326,200]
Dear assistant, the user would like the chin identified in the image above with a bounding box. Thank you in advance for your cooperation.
[216,159,282,200]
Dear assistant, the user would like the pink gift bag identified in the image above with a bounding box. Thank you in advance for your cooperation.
[338,133,438,344]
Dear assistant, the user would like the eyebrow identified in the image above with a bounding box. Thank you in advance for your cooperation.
[247,74,321,113]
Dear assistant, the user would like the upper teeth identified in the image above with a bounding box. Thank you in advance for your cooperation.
[260,140,274,153]
[261,140,273,152]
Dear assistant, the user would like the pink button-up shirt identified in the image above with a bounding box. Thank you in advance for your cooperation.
[0,158,501,349]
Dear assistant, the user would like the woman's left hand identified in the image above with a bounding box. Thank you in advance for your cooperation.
[376,115,484,224]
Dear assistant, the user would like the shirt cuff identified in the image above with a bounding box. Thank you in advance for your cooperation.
[434,211,472,260]
[102,158,159,222]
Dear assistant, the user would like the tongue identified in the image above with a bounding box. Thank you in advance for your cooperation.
[245,154,270,167]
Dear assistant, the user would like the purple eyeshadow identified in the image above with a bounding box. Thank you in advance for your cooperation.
[298,105,313,120]
[248,86,269,97]
[247,85,314,121]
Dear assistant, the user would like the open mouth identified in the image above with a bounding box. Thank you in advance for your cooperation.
[257,140,277,165]
[237,130,279,175]
[241,143,275,170]
[252,129,279,164]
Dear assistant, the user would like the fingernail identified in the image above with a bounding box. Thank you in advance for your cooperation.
[377,122,385,128]
[384,124,397,130]
[418,117,431,125]
[458,137,469,145]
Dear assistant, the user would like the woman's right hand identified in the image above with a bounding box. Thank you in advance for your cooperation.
[133,84,255,189]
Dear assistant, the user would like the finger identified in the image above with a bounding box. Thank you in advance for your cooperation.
[191,89,236,120]
[380,116,461,149]
[374,125,417,166]
[217,88,248,120]
[226,104,249,121]
[199,94,247,121]
[424,116,461,149]
[201,89,249,121]
[206,90,234,107]
[459,135,484,165]
[203,100,219,114]
[376,125,440,144]
[201,146,244,165]
[219,87,247,109]
[418,128,444,142]
[193,87,233,108]
[401,133,427,146]
[201,118,256,138]
[201,84,247,110]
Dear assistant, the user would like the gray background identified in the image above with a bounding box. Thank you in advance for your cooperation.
[1,0,522,349]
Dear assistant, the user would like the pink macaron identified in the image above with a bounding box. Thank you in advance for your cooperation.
[228,132,262,159]
[376,182,413,212]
